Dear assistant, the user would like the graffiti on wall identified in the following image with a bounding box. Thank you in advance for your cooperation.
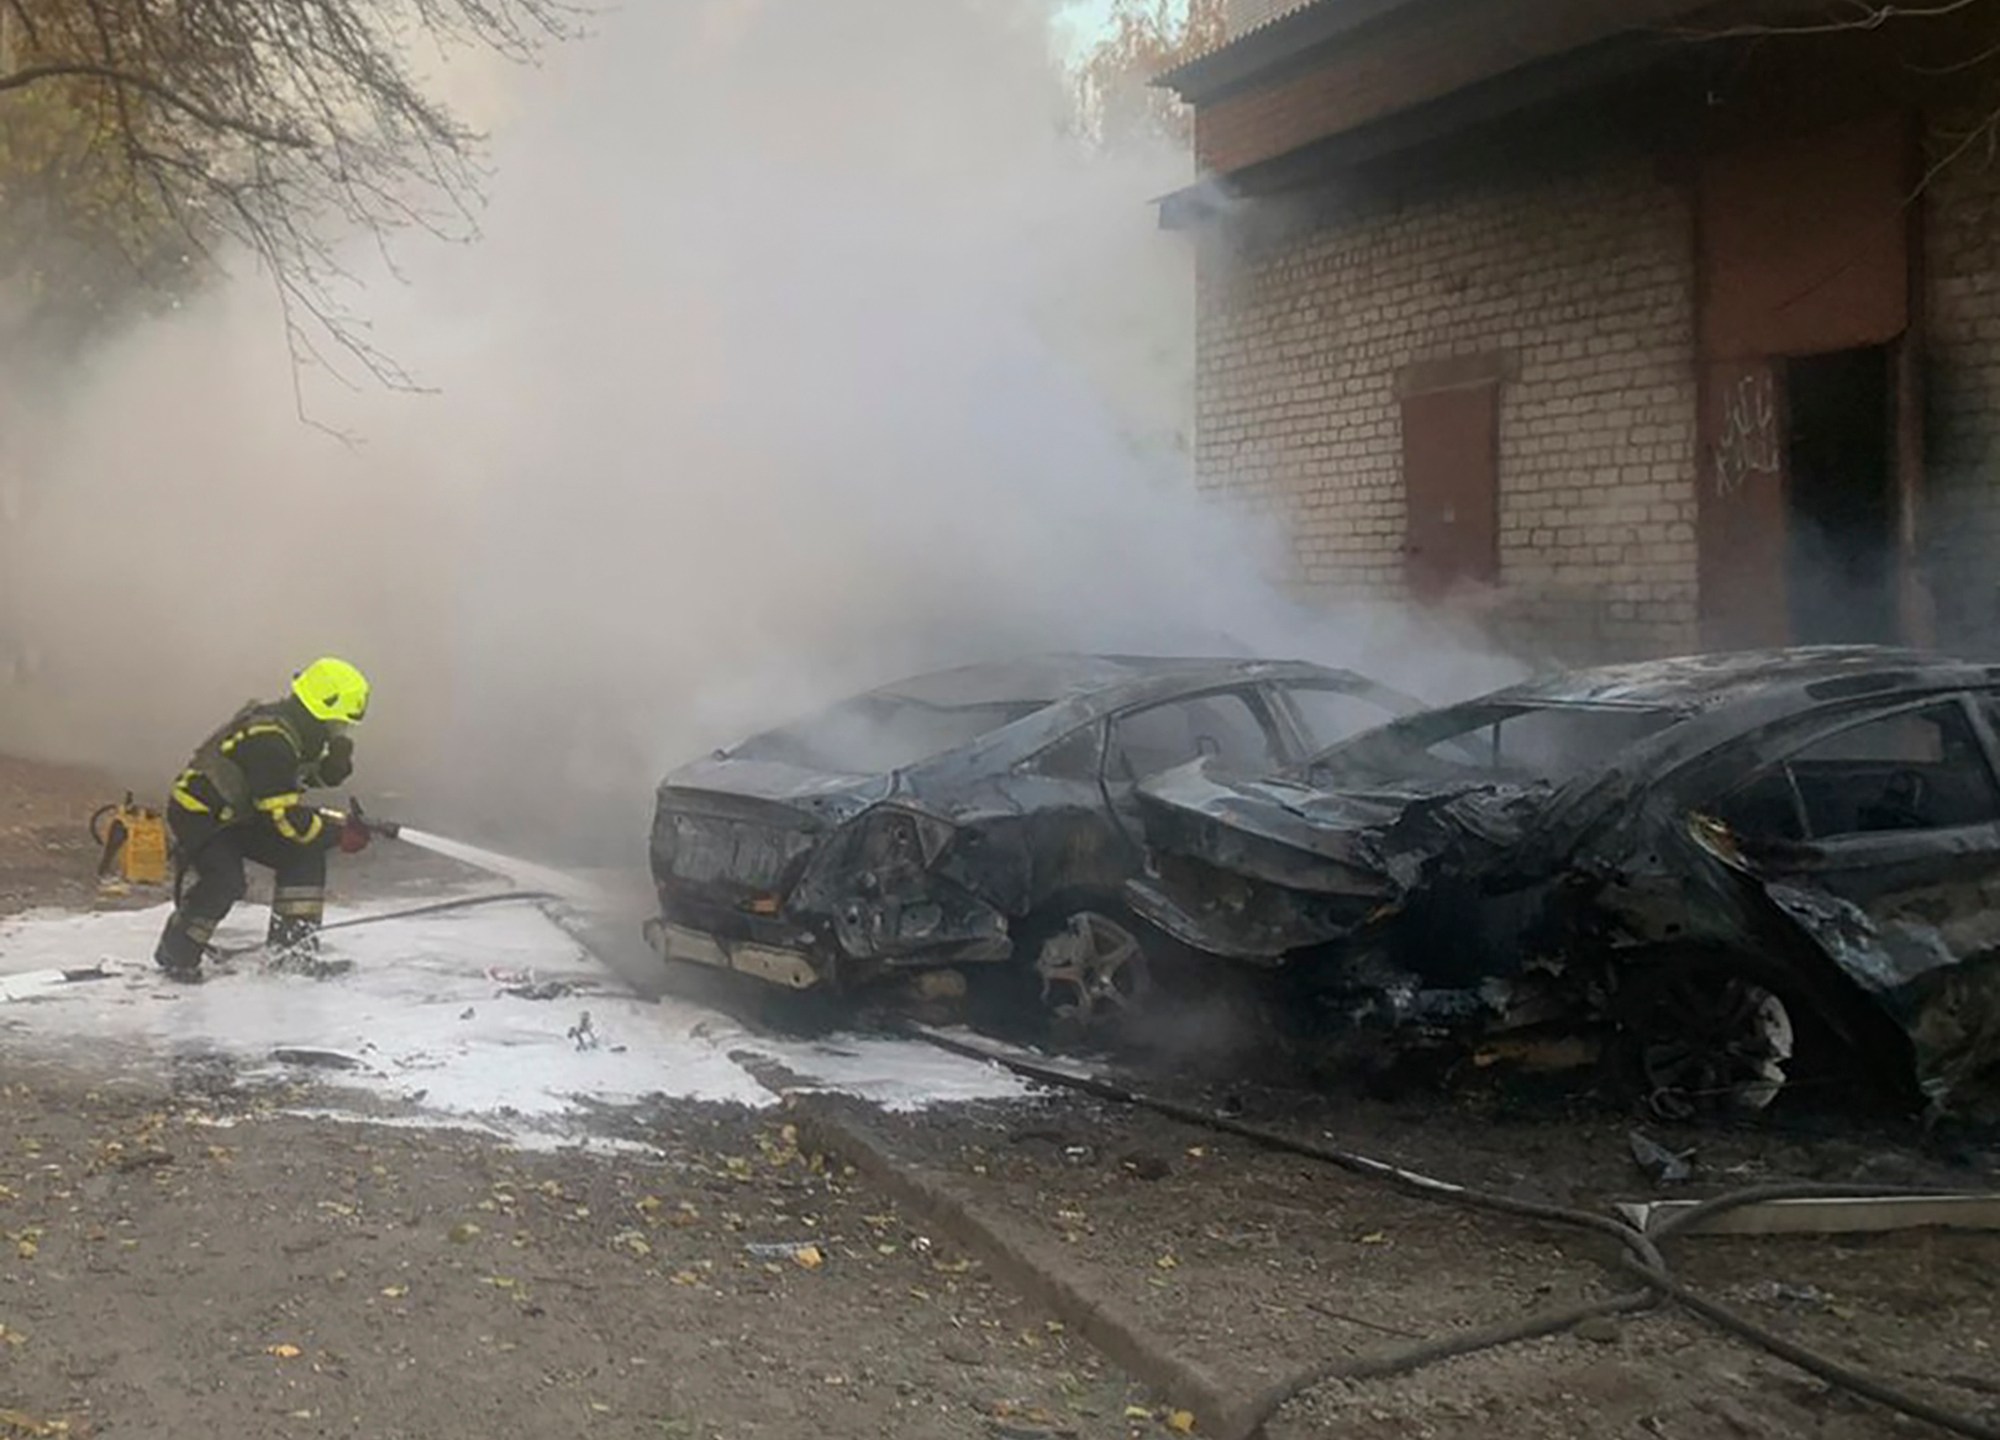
[1713,369,1781,499]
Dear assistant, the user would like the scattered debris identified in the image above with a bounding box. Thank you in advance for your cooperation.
[270,1048,364,1072]
[112,1148,173,1173]
[1732,1280,1834,1308]
[1628,1130,1695,1185]
[743,1240,824,1269]
[488,968,589,1001]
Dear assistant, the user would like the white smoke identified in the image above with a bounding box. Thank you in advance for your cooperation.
[0,0,1519,861]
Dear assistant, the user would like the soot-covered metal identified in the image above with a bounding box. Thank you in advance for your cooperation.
[1128,646,2000,1122]
[645,654,1422,1020]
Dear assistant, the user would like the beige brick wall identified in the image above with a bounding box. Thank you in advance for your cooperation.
[1924,124,2000,654]
[1195,154,1700,662]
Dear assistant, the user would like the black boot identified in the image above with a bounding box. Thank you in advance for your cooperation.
[266,912,321,956]
[154,913,211,983]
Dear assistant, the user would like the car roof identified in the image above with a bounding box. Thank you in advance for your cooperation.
[1489,646,2000,712]
[871,654,1338,710]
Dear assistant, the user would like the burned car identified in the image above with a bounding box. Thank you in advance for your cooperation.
[1127,647,2000,1119]
[644,655,1417,1019]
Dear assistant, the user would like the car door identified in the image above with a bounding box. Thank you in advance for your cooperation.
[1099,687,1287,844]
[1700,691,2000,1105]
[1705,692,2000,976]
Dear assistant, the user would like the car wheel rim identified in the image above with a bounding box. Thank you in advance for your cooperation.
[1637,972,1795,1119]
[1036,912,1149,1027]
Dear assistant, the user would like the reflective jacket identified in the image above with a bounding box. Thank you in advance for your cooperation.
[171,696,354,845]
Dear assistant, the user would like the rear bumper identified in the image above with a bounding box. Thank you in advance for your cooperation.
[642,917,824,990]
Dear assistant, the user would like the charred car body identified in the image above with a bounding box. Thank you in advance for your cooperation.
[1129,648,2000,1119]
[645,655,1416,1019]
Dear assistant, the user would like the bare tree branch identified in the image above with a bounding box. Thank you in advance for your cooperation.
[1669,0,1985,41]
[0,0,589,387]
[0,61,311,144]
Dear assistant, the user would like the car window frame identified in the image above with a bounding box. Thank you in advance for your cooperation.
[1263,679,1418,761]
[1103,685,1289,790]
[1703,692,2000,845]
[1016,718,1108,784]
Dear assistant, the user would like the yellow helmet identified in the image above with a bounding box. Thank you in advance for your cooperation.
[291,657,370,724]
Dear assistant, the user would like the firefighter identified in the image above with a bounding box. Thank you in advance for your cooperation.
[153,658,375,981]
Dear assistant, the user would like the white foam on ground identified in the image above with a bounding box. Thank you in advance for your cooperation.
[0,897,1033,1148]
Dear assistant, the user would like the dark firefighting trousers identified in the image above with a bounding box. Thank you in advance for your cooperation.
[155,807,327,974]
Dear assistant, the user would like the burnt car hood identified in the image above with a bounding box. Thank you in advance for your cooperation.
[1135,760,1548,887]
[1125,759,1553,960]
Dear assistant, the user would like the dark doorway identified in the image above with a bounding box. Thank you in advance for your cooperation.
[1785,345,1897,645]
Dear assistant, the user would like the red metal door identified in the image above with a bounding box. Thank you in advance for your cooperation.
[1401,384,1499,603]
[1696,359,1790,650]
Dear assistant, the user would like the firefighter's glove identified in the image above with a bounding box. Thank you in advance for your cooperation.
[318,734,356,787]
[336,815,372,855]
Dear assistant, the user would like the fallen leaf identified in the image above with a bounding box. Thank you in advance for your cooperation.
[1156,1253,1179,1270]
[932,1257,972,1274]
[793,1245,824,1270]
[482,1276,518,1290]
[448,1221,482,1244]
[1359,1232,1388,1245]
[1168,1409,1197,1433]
[670,1270,700,1287]
[1124,1406,1153,1420]
[14,1241,35,1261]
[1186,1146,1207,1159]
[265,1343,302,1359]
[380,1286,408,1299]
[636,1195,663,1214]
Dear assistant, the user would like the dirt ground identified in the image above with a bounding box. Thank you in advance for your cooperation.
[865,1089,2000,1439]
[0,1064,1154,1440]
[5,754,1999,1440]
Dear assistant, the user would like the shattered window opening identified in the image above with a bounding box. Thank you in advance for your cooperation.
[729,696,1046,775]
[1282,684,1409,752]
[1023,724,1103,782]
[1311,701,1681,785]
[1108,691,1279,784]
[1717,700,2000,841]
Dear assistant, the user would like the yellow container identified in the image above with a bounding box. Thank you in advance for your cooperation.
[94,797,170,886]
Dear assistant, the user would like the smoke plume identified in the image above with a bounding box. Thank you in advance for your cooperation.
[0,0,1517,863]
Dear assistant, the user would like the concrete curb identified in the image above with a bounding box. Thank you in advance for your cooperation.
[787,1094,1259,1439]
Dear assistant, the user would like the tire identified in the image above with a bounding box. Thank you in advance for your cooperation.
[1613,958,1797,1121]
[1009,900,1156,1039]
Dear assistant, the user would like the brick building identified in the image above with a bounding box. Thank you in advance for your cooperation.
[1161,0,2000,662]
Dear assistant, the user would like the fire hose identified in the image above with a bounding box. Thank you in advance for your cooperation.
[904,1026,2000,1440]
[206,890,566,960]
